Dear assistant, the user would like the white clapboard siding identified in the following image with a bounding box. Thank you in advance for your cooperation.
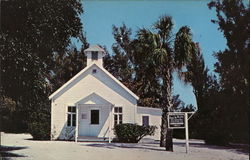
[137,106,162,140]
[51,64,137,140]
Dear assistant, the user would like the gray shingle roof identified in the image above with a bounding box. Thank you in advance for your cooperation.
[84,45,106,53]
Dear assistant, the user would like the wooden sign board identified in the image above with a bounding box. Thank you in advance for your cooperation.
[168,113,185,129]
[167,112,195,153]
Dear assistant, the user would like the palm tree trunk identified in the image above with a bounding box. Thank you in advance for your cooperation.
[165,128,173,151]
[160,109,168,147]
[160,111,167,147]
[160,102,173,151]
[160,69,173,151]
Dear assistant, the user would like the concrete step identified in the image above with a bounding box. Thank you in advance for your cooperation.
[77,136,110,142]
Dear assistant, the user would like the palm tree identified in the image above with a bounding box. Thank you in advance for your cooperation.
[109,17,195,150]
[136,16,195,150]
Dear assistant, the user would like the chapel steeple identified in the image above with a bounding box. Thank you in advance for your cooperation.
[84,45,106,67]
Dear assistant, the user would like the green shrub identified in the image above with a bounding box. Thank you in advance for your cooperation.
[28,120,50,140]
[28,101,51,140]
[114,123,156,143]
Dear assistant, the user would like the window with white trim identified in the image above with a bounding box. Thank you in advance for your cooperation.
[114,107,122,126]
[142,116,149,126]
[67,106,76,127]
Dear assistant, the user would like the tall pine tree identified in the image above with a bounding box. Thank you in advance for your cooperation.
[208,0,249,143]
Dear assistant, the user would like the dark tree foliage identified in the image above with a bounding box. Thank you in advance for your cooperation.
[181,41,229,144]
[208,0,249,143]
[0,0,84,139]
[171,94,185,111]
[184,43,210,107]
[108,25,137,94]
[180,104,195,112]
[1,0,83,97]
[177,0,249,144]
[104,25,134,85]
[108,16,195,150]
[51,42,89,91]
[105,24,162,108]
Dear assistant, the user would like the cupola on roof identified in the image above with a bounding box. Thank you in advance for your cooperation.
[84,45,106,54]
[84,45,106,67]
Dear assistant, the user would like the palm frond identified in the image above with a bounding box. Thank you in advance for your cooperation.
[153,15,173,42]
[174,26,195,70]
[153,48,168,64]
[176,70,192,85]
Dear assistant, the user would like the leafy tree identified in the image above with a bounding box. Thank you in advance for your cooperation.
[182,43,210,109]
[0,0,84,139]
[106,25,162,108]
[171,94,185,111]
[109,16,195,150]
[1,0,83,96]
[179,41,227,144]
[132,28,164,108]
[180,104,195,112]
[51,40,89,91]
[154,23,196,149]
[182,0,249,144]
[170,94,195,112]
[0,97,20,132]
[104,25,134,85]
[208,0,249,143]
[180,43,210,138]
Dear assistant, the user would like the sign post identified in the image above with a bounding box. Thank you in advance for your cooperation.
[185,112,189,153]
[168,112,195,154]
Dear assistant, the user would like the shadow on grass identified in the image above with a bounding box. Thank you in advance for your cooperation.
[0,145,27,159]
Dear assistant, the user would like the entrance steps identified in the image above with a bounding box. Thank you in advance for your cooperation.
[77,136,110,142]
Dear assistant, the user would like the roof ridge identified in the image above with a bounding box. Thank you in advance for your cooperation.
[49,64,139,100]
[84,44,106,53]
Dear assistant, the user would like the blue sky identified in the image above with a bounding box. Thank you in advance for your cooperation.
[74,0,228,108]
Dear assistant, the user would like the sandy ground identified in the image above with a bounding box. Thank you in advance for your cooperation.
[0,133,249,160]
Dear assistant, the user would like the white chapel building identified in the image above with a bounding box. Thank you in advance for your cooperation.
[49,45,162,142]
